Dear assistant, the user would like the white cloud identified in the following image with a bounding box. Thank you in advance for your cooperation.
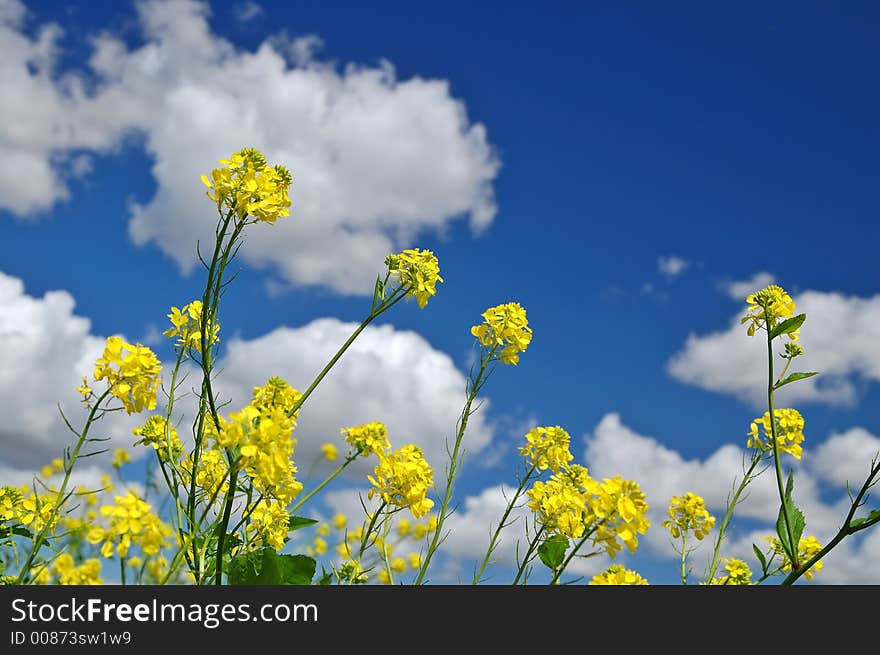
[808,427,880,488]
[209,318,494,479]
[724,271,775,300]
[0,0,500,295]
[583,413,879,582]
[234,1,263,22]
[657,255,689,279]
[667,289,880,406]
[0,271,142,470]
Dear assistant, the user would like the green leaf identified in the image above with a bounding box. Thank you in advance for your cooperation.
[774,372,819,390]
[537,535,568,571]
[11,527,34,539]
[850,509,880,531]
[288,516,318,532]
[769,314,806,340]
[229,548,316,585]
[775,471,806,564]
[315,567,333,586]
[752,544,768,575]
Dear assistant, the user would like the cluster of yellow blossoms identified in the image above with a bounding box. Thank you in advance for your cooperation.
[342,421,391,457]
[133,415,184,463]
[519,426,573,472]
[769,535,824,580]
[164,300,219,353]
[471,302,532,364]
[385,248,444,308]
[92,336,162,414]
[741,284,799,339]
[708,558,753,585]
[662,492,715,540]
[87,492,173,559]
[201,147,292,224]
[1,487,59,533]
[748,408,806,460]
[51,554,103,585]
[246,499,292,552]
[527,464,650,557]
[368,444,435,519]
[589,565,648,585]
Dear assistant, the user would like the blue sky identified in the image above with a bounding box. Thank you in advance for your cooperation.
[2,0,880,584]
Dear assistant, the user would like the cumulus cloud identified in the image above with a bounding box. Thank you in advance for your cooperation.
[657,255,689,279]
[724,271,775,300]
[0,271,142,470]
[0,0,499,294]
[668,289,880,406]
[210,318,494,479]
[583,413,879,582]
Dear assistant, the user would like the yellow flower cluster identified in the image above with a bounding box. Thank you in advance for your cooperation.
[53,554,103,585]
[246,499,290,552]
[163,300,219,353]
[527,466,650,557]
[741,284,799,339]
[748,408,806,460]
[385,248,444,309]
[662,492,715,540]
[471,302,533,364]
[133,416,184,463]
[8,490,60,533]
[218,377,304,504]
[93,336,162,414]
[201,147,292,224]
[770,535,824,580]
[39,458,64,479]
[588,565,648,585]
[182,447,229,498]
[87,492,173,559]
[342,421,391,457]
[369,444,435,519]
[708,558,752,585]
[320,443,338,461]
[519,426,573,473]
[111,449,130,469]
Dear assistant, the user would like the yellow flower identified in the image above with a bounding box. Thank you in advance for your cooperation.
[320,443,338,462]
[741,284,798,339]
[527,465,592,539]
[201,147,292,224]
[90,491,172,559]
[53,554,103,585]
[368,445,435,519]
[312,537,328,555]
[341,421,391,458]
[246,499,290,551]
[163,300,219,354]
[425,514,438,533]
[316,523,330,537]
[769,535,824,580]
[76,376,93,405]
[385,248,443,308]
[51,458,64,473]
[471,302,533,364]
[377,569,392,584]
[391,557,407,574]
[396,518,411,537]
[133,416,183,463]
[112,449,130,469]
[519,426,573,473]
[332,513,348,530]
[662,492,715,540]
[30,564,52,585]
[93,336,162,414]
[407,552,421,570]
[589,565,648,585]
[709,558,752,585]
[748,408,806,459]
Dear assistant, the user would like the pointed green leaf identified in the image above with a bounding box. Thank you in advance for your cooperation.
[537,534,568,571]
[752,544,768,575]
[288,516,319,532]
[769,313,806,340]
[775,472,806,564]
[850,509,880,531]
[229,548,316,585]
[774,372,819,390]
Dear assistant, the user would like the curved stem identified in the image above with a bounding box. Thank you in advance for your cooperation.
[548,523,600,585]
[288,455,358,516]
[512,525,545,585]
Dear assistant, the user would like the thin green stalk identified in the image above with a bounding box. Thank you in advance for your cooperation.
[472,462,538,584]
[289,455,358,515]
[679,531,689,585]
[766,324,797,568]
[548,524,599,585]
[214,466,239,585]
[120,557,127,586]
[357,501,387,561]
[705,454,762,581]
[416,350,494,585]
[512,524,545,585]
[15,389,112,583]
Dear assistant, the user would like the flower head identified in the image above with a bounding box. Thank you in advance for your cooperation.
[246,499,290,551]
[708,558,752,585]
[320,443,338,462]
[519,426,573,473]
[748,408,806,459]
[341,421,391,458]
[662,492,715,540]
[741,284,798,339]
[88,491,172,558]
[93,336,162,414]
[769,535,824,580]
[471,302,532,364]
[163,300,219,353]
[589,564,648,585]
[53,554,102,585]
[201,147,292,224]
[133,416,183,463]
[385,248,443,309]
[112,449,130,469]
[368,445,435,518]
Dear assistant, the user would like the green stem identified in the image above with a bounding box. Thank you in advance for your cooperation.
[512,525,545,585]
[416,350,494,585]
[766,323,797,568]
[288,455,357,516]
[705,454,762,581]
[679,531,689,585]
[548,524,599,585]
[15,389,112,584]
[214,464,239,585]
[472,462,538,584]
[357,501,387,561]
